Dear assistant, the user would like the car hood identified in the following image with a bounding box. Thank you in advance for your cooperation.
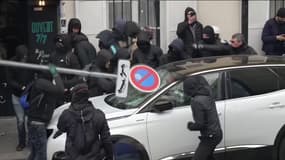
[47,94,137,129]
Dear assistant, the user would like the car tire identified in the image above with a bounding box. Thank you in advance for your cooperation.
[279,136,285,160]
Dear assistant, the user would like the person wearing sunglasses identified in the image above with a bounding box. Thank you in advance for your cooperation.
[176,7,203,58]
[229,33,257,55]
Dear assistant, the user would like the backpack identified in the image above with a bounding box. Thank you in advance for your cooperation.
[19,82,34,110]
[20,82,45,111]
[71,109,97,154]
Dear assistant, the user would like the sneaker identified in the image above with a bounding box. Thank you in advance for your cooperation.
[16,144,25,151]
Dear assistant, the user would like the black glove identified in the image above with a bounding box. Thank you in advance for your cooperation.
[53,130,63,139]
[187,121,194,131]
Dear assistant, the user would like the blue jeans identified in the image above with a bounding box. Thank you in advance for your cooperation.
[27,121,47,160]
[12,94,26,146]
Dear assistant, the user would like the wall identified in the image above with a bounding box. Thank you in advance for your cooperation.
[197,1,241,41]
[248,0,270,55]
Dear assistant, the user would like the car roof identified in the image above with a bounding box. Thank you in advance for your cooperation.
[159,55,285,78]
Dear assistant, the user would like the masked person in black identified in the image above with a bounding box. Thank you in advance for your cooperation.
[68,18,97,68]
[177,7,203,58]
[87,50,115,97]
[50,34,81,103]
[262,8,285,55]
[193,25,231,57]
[6,45,33,151]
[56,83,113,160]
[183,76,222,160]
[159,38,188,65]
[132,31,163,68]
[26,65,64,160]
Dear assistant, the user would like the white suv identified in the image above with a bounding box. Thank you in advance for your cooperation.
[47,55,285,160]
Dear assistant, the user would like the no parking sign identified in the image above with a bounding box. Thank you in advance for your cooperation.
[129,65,160,93]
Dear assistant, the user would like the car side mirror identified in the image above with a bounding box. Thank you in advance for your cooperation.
[151,98,174,113]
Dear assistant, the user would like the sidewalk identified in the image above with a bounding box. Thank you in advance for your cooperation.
[0,117,29,160]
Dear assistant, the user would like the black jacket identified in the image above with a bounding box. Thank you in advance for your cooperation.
[132,31,163,68]
[230,44,257,55]
[194,40,232,57]
[26,75,64,123]
[176,7,203,58]
[184,76,222,137]
[262,18,285,55]
[160,38,187,65]
[73,34,97,68]
[6,45,34,97]
[57,102,113,160]
[87,50,115,97]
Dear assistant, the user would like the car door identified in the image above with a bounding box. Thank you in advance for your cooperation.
[224,66,285,159]
[146,72,226,160]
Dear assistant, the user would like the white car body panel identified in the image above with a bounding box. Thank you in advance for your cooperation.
[225,89,285,147]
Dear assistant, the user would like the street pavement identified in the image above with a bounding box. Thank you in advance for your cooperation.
[0,117,28,160]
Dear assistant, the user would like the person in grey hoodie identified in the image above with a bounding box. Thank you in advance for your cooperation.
[183,76,222,160]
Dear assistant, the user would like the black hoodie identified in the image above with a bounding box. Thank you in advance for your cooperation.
[68,18,82,34]
[57,84,113,160]
[6,45,34,96]
[183,76,222,137]
[176,7,203,58]
[160,38,188,65]
[132,31,163,68]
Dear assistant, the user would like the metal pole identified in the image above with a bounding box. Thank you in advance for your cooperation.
[0,60,117,79]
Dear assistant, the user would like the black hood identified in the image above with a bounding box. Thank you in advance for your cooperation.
[72,33,89,44]
[95,49,113,71]
[68,18,82,34]
[169,38,184,52]
[54,34,73,53]
[137,31,151,53]
[203,25,216,44]
[184,7,196,22]
[125,21,141,38]
[96,30,115,49]
[15,45,28,61]
[112,18,127,41]
[69,101,94,123]
[70,83,94,123]
[183,76,212,97]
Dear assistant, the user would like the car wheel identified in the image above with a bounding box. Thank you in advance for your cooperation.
[113,139,149,160]
[279,137,285,160]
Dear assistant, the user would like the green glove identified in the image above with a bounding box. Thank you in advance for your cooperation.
[49,64,58,77]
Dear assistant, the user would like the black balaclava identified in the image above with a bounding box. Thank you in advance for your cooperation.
[137,31,151,53]
[71,83,89,104]
[68,18,82,34]
[15,45,28,61]
[54,34,72,53]
[203,26,215,44]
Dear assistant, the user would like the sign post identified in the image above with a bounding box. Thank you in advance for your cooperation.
[129,65,160,93]
[115,60,131,98]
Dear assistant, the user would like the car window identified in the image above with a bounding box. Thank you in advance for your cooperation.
[271,67,285,89]
[228,67,279,99]
[152,72,222,108]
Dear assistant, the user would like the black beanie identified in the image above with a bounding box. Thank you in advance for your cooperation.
[71,83,89,103]
[277,8,285,18]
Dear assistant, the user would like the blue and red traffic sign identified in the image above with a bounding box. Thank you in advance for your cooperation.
[129,65,160,93]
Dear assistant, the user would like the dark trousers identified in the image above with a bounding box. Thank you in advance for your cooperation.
[192,133,223,160]
[27,121,47,160]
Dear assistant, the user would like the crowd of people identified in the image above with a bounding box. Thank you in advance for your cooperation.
[1,6,285,160]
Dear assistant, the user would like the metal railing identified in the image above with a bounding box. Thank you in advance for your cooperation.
[0,60,117,79]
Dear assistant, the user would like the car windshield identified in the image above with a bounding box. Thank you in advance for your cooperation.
[105,68,179,109]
